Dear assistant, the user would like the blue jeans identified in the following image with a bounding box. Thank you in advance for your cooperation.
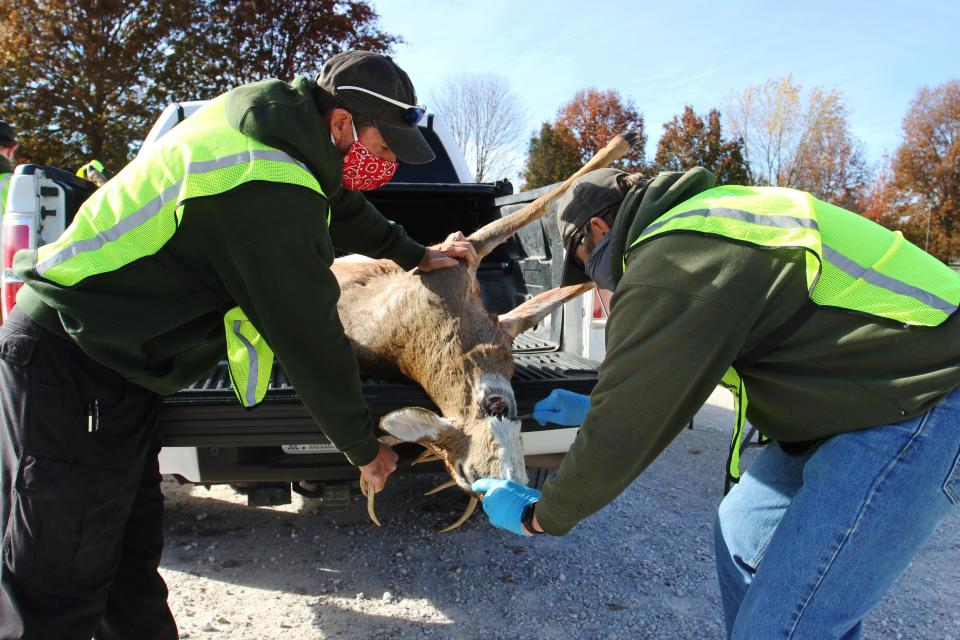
[714,387,960,640]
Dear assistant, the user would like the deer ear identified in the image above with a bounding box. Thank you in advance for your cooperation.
[498,282,594,339]
[380,407,454,443]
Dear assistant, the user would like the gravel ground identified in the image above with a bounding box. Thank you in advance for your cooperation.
[160,390,960,639]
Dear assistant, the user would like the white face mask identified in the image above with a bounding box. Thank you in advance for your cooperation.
[584,233,617,291]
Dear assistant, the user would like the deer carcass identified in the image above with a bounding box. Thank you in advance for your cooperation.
[333,132,636,531]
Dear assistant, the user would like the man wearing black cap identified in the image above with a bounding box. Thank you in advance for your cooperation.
[0,51,473,638]
[0,120,17,219]
[473,166,960,638]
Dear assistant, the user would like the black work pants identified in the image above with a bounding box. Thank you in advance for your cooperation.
[0,307,177,640]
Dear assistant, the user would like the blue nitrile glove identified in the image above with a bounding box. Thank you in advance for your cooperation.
[532,389,591,426]
[471,478,541,536]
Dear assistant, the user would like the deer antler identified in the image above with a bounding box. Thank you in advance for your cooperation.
[362,440,481,532]
[439,496,479,534]
[467,131,639,260]
[498,282,595,339]
[359,477,381,526]
[360,435,404,527]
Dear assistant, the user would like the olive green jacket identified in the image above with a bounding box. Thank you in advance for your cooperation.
[14,77,426,466]
[537,169,960,535]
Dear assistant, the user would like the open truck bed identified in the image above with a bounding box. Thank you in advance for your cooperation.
[156,180,601,497]
[3,122,601,504]
[158,349,598,484]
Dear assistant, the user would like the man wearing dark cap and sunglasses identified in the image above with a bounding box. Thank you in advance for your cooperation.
[473,167,960,639]
[0,51,474,638]
[0,120,17,220]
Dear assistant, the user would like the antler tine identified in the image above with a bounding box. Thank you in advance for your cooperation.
[359,477,382,527]
[467,131,638,261]
[439,495,479,533]
[412,452,442,465]
[357,434,404,527]
[411,443,442,466]
[424,479,458,496]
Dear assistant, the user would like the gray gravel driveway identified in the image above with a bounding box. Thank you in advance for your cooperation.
[160,391,960,639]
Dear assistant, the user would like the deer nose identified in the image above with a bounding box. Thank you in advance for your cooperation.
[483,395,510,418]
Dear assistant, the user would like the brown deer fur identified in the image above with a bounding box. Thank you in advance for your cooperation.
[331,132,634,497]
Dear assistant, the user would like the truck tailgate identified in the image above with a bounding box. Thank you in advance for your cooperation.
[159,351,599,447]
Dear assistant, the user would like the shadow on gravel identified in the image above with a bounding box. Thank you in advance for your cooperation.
[160,427,735,639]
[159,410,960,640]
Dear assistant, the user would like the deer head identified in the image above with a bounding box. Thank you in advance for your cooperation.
[332,132,637,530]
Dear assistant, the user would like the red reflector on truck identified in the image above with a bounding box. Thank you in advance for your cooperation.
[2,223,31,319]
[2,281,23,316]
[3,224,29,269]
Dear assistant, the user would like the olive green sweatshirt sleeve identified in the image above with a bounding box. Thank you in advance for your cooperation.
[203,186,379,466]
[536,235,806,535]
[328,189,426,270]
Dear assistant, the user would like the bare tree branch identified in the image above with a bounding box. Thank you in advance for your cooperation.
[430,73,527,182]
[725,76,868,209]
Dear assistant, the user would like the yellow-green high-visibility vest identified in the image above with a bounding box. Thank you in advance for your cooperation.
[0,171,11,219]
[624,185,960,482]
[76,159,105,179]
[34,95,330,409]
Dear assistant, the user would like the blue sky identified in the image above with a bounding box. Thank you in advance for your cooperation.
[372,0,959,178]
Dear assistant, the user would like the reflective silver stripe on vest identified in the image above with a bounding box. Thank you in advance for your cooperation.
[822,244,958,315]
[640,206,957,316]
[640,207,821,238]
[36,149,300,276]
[232,319,259,407]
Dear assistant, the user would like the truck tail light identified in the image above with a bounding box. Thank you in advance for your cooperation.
[2,221,32,320]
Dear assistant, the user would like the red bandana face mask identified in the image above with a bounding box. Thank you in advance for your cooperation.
[338,123,398,191]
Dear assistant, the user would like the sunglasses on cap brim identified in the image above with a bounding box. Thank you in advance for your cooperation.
[335,85,427,126]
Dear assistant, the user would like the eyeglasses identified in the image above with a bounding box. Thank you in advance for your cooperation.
[570,204,618,269]
[335,85,427,125]
[571,224,590,270]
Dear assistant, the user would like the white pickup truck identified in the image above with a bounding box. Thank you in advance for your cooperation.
[0,104,602,507]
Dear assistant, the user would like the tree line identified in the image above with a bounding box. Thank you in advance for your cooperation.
[0,2,957,261]
[523,77,960,263]
[0,0,398,171]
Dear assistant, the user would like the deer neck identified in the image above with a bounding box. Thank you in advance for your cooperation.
[401,341,514,423]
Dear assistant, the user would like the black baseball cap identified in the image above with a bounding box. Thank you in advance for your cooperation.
[317,51,435,165]
[556,168,628,286]
[0,120,16,145]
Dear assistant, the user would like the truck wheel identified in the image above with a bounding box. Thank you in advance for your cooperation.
[246,483,292,507]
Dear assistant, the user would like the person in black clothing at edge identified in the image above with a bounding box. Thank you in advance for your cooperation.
[0,51,476,639]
